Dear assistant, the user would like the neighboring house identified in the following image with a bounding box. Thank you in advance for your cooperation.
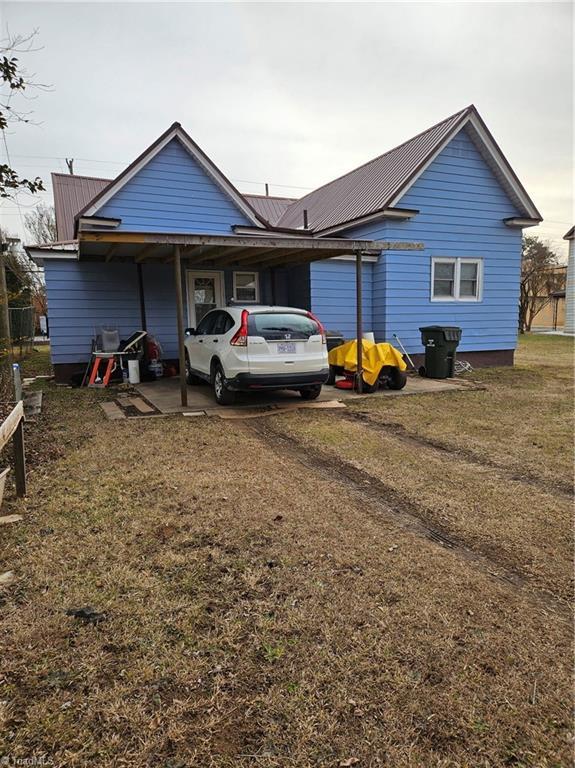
[564,227,575,335]
[27,104,542,383]
[529,265,567,331]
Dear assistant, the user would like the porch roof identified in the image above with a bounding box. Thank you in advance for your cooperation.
[28,231,424,269]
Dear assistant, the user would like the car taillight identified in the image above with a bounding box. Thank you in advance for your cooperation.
[230,309,249,346]
[306,311,326,344]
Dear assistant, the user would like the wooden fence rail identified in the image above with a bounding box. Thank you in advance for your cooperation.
[0,401,26,497]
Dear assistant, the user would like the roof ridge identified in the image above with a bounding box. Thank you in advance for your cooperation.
[287,105,473,209]
[52,171,113,183]
[244,193,297,201]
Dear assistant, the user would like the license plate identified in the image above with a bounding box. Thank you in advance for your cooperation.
[277,342,296,354]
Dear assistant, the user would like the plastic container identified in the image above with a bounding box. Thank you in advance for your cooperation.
[128,359,140,384]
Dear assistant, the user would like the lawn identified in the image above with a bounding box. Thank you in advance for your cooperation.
[0,335,572,767]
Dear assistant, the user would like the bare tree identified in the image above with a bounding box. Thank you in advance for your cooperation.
[24,202,57,244]
[0,30,48,198]
[0,30,48,399]
[519,235,564,333]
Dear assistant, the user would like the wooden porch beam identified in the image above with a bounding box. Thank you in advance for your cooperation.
[134,244,158,263]
[218,247,290,266]
[104,245,121,262]
[236,248,311,268]
[256,249,344,269]
[79,231,405,252]
[174,245,188,409]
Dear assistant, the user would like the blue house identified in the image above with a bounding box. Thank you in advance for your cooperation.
[28,105,541,387]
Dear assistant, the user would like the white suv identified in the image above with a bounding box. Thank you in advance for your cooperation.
[184,305,329,405]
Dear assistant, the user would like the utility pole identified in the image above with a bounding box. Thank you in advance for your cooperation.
[66,158,74,174]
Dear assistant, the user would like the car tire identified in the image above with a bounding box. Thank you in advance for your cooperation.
[300,385,322,400]
[388,368,408,390]
[212,363,236,405]
[326,365,337,386]
[185,353,202,385]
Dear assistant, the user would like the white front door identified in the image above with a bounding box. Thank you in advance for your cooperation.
[187,271,224,328]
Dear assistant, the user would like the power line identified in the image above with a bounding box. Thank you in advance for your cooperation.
[8,153,314,191]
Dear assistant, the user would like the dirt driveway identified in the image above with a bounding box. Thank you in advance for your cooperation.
[0,336,572,767]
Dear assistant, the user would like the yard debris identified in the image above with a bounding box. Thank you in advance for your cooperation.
[24,390,43,419]
[0,514,23,525]
[273,514,283,522]
[387,544,399,552]
[0,571,15,587]
[340,758,360,767]
[99,402,125,420]
[66,606,107,623]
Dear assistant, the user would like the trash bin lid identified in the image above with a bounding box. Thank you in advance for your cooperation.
[419,325,462,341]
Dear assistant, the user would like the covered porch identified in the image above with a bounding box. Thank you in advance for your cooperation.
[32,231,424,405]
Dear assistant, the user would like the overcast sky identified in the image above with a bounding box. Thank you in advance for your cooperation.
[1,1,573,256]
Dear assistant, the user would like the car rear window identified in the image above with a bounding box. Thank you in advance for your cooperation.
[248,312,320,341]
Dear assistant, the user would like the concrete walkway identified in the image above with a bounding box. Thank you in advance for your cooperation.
[135,374,472,416]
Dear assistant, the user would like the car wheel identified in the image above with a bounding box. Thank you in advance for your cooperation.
[300,385,322,400]
[213,363,236,405]
[185,353,202,385]
[387,368,407,390]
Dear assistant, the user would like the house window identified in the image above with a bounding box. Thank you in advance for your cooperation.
[431,258,482,301]
[233,272,259,302]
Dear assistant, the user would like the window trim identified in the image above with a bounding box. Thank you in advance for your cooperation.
[431,257,483,302]
[233,271,259,303]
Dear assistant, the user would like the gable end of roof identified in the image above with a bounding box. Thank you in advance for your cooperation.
[75,123,272,233]
[278,105,541,235]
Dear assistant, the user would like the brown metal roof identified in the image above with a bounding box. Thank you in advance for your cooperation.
[277,107,471,232]
[52,173,111,240]
[49,105,540,242]
[243,194,297,226]
[51,172,297,237]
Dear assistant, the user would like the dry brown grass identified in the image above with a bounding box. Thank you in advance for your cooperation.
[0,335,572,767]
[347,334,574,486]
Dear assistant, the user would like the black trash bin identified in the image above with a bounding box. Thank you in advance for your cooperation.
[419,326,462,378]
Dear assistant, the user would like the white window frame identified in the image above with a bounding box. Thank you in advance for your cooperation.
[431,257,483,302]
[233,271,259,303]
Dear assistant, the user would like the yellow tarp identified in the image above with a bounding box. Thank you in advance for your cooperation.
[328,339,407,387]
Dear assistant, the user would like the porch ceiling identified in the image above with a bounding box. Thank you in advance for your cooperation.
[77,231,423,268]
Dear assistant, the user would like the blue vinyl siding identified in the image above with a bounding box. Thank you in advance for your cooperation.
[45,261,140,364]
[45,260,272,365]
[98,138,252,234]
[344,127,522,354]
[310,259,373,336]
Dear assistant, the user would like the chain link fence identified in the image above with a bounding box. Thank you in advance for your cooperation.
[9,306,35,357]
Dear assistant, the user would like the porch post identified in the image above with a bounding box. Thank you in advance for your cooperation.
[174,245,188,408]
[136,263,147,331]
[355,250,363,394]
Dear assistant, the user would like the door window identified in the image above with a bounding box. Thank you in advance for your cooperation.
[193,277,218,324]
